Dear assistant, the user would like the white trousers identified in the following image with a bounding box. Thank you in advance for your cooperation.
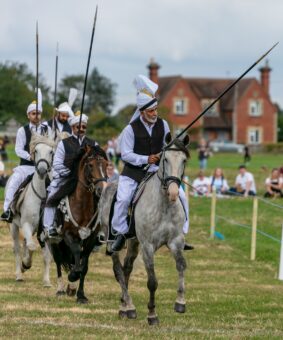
[4,165,35,211]
[43,177,64,230]
[112,175,189,235]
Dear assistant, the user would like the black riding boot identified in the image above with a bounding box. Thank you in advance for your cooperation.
[0,208,13,223]
[111,234,126,252]
[184,242,194,251]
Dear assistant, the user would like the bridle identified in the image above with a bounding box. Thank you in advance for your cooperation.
[33,143,54,176]
[79,153,107,193]
[158,142,189,191]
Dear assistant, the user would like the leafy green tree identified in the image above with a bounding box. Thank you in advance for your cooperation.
[57,67,116,115]
[0,62,51,124]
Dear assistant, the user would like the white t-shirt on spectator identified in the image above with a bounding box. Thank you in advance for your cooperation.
[0,160,4,172]
[235,172,256,193]
[192,177,210,195]
[265,177,283,186]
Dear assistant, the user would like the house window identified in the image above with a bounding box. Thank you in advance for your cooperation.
[248,127,262,144]
[173,98,188,115]
[249,100,262,116]
[201,99,219,117]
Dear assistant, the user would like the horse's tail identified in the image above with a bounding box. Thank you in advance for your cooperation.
[50,241,73,272]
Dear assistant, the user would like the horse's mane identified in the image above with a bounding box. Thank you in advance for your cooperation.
[47,144,107,207]
[30,133,56,156]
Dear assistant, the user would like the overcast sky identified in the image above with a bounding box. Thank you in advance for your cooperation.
[1,0,282,113]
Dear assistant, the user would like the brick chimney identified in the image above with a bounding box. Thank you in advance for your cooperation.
[259,59,271,95]
[147,58,160,85]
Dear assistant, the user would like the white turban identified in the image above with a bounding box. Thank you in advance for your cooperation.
[56,88,78,117]
[130,75,158,123]
[68,111,88,126]
[27,88,43,114]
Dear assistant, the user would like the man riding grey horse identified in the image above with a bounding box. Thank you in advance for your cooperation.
[1,89,50,222]
[111,75,192,252]
[43,111,98,237]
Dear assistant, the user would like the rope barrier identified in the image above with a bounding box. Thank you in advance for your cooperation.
[216,214,281,244]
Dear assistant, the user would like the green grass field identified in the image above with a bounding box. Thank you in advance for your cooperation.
[0,146,283,338]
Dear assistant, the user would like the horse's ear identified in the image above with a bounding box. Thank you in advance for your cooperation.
[84,144,92,154]
[183,134,190,147]
[165,132,172,145]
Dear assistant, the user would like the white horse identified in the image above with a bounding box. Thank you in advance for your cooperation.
[99,134,190,325]
[8,133,56,285]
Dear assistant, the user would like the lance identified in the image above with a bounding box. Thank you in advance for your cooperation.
[54,42,59,108]
[78,6,98,135]
[35,21,39,131]
[166,42,279,149]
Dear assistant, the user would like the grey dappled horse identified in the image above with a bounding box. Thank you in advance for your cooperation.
[8,133,56,285]
[99,134,190,325]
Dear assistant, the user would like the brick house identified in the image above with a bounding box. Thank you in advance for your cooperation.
[147,59,278,144]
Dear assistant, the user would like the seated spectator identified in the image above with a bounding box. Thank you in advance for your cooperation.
[106,162,119,184]
[0,156,8,187]
[229,165,256,197]
[209,168,229,195]
[192,170,210,196]
[264,168,283,198]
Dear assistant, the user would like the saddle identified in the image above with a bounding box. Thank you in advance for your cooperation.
[108,172,155,242]
[11,174,33,214]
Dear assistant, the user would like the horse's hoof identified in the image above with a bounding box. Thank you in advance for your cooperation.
[68,271,81,282]
[174,302,186,313]
[56,290,66,296]
[43,282,52,288]
[126,309,137,319]
[16,278,24,282]
[66,284,77,297]
[118,310,127,318]
[147,316,159,326]
[77,297,88,304]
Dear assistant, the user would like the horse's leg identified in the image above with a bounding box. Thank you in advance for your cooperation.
[76,254,89,304]
[141,244,159,325]
[168,239,187,313]
[41,243,52,287]
[22,237,33,271]
[64,233,82,282]
[10,223,23,281]
[112,252,136,319]
[22,221,37,251]
[123,239,139,288]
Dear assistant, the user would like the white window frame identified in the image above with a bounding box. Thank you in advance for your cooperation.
[201,99,219,117]
[249,99,263,117]
[247,127,262,144]
[173,98,188,115]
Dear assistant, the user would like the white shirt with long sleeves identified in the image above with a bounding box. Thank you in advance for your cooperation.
[120,117,170,172]
[15,123,51,161]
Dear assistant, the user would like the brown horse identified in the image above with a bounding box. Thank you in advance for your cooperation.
[48,144,108,303]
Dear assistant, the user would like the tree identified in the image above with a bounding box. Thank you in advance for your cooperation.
[277,105,283,142]
[57,67,116,115]
[0,62,51,124]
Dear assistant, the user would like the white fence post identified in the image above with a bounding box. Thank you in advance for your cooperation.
[278,223,283,280]
[210,187,216,239]
[250,197,258,261]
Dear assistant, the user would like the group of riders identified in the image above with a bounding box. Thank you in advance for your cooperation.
[1,74,192,252]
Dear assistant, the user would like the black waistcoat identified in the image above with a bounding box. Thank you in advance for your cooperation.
[47,119,72,134]
[121,117,165,183]
[20,124,48,166]
[62,135,97,170]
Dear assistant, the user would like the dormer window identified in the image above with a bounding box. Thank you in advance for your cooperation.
[201,99,219,117]
[249,99,263,116]
[173,98,188,115]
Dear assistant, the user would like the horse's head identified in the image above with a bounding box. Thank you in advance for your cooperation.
[30,133,56,179]
[158,133,190,202]
[80,144,108,197]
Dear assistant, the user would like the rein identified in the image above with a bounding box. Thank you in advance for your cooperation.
[158,147,187,190]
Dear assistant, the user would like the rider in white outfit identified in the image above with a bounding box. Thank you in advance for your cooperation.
[43,112,98,237]
[111,75,191,252]
[1,89,50,222]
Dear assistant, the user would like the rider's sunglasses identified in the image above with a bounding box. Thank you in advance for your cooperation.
[74,124,87,130]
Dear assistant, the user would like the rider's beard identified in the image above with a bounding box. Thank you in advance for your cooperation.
[144,112,157,124]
